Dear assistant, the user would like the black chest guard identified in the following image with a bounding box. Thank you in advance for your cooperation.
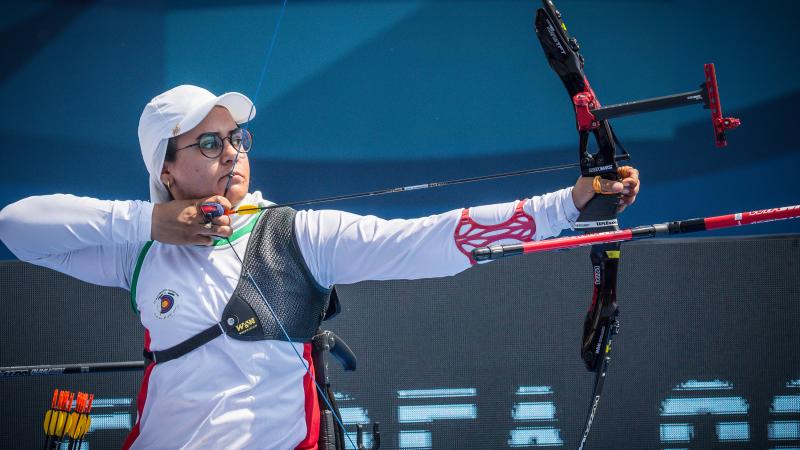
[144,207,333,364]
[223,206,331,341]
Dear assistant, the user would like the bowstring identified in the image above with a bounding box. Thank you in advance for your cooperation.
[220,1,358,448]
[223,0,288,198]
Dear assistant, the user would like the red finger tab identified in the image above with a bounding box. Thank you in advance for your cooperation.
[198,202,225,219]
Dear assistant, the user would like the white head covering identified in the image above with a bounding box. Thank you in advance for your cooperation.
[138,85,256,203]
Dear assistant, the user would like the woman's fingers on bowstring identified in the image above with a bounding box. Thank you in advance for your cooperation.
[193,195,233,240]
[153,197,234,245]
[195,195,233,225]
[203,195,233,212]
[197,223,233,239]
[194,218,233,240]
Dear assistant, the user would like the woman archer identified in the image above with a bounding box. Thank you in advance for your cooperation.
[0,85,639,449]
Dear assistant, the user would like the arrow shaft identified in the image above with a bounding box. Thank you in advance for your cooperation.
[231,156,631,214]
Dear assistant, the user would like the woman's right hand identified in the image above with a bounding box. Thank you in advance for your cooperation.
[151,195,233,245]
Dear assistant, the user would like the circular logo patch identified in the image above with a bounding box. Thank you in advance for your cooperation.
[154,289,179,319]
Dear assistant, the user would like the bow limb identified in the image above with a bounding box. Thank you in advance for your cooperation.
[534,1,624,447]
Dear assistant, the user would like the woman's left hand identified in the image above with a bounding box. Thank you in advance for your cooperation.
[572,166,640,213]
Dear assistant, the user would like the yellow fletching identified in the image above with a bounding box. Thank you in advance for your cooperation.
[48,411,60,435]
[65,411,78,437]
[43,410,52,434]
[83,415,92,436]
[235,204,261,215]
[75,414,91,437]
[74,415,84,436]
[55,410,67,435]
[606,250,620,259]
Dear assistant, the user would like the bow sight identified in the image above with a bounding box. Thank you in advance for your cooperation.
[535,0,740,153]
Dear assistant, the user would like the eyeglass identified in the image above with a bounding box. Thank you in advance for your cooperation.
[176,128,253,159]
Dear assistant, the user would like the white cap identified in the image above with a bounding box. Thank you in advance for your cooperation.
[138,85,256,203]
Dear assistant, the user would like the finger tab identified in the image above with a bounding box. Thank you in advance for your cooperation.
[199,202,225,219]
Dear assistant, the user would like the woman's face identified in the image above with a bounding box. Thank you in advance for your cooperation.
[162,106,251,205]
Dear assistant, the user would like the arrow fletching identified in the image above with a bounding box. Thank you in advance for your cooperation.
[65,409,78,438]
[76,393,94,438]
[65,392,86,438]
[43,389,58,434]
[227,204,262,215]
[55,391,72,436]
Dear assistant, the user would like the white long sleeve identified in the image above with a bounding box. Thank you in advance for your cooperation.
[0,188,578,290]
[0,194,153,289]
[294,187,578,287]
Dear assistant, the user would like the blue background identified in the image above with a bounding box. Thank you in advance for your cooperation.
[1,0,799,261]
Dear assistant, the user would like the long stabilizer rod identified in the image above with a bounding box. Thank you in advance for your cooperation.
[0,361,144,378]
[473,205,800,261]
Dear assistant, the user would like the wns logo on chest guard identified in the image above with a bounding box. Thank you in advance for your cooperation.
[226,315,259,335]
[153,289,179,319]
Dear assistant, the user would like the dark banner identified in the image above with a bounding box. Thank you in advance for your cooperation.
[2,236,799,449]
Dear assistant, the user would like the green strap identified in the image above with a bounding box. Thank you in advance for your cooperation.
[130,240,154,314]
[211,211,262,246]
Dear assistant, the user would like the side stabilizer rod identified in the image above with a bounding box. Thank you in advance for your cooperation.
[573,63,740,148]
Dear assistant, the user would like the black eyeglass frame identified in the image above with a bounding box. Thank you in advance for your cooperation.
[176,128,253,159]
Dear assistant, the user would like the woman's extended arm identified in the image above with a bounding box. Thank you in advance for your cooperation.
[0,194,153,289]
[295,187,579,288]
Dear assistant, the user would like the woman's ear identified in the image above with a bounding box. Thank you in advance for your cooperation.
[161,162,173,189]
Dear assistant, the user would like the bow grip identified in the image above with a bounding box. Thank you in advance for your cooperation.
[575,183,620,229]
